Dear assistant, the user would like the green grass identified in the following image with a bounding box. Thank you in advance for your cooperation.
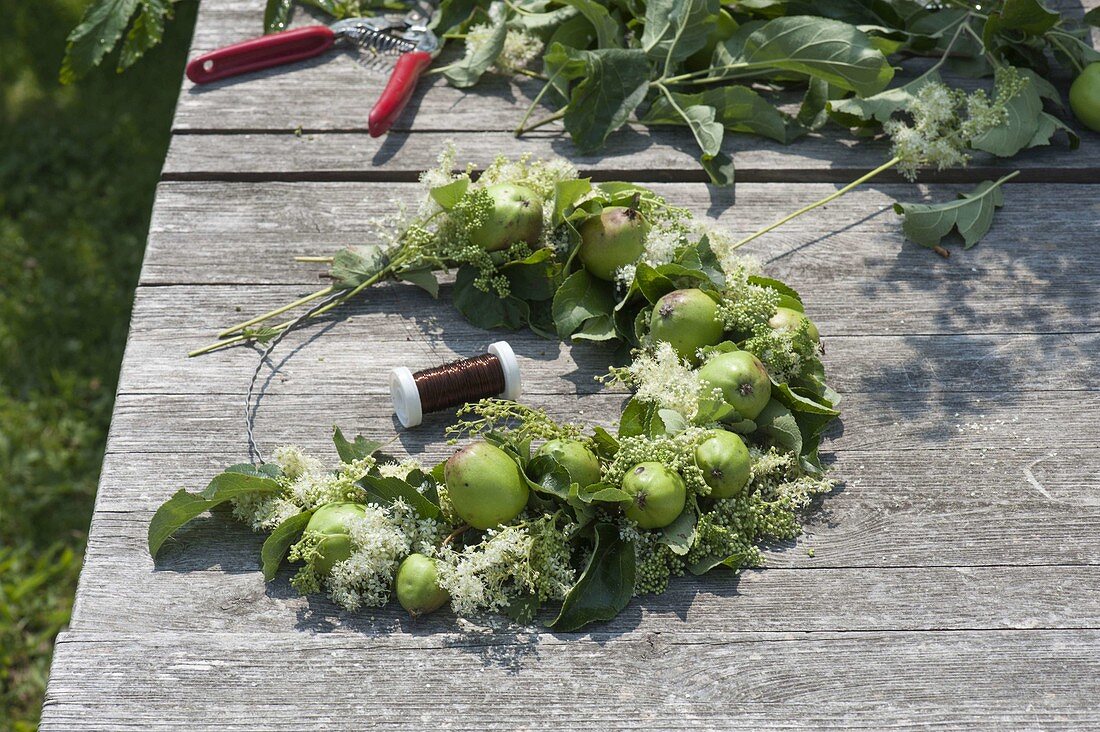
[0,2,195,728]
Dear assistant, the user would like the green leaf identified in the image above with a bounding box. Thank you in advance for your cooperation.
[747,275,802,304]
[644,86,794,143]
[330,245,389,290]
[551,523,635,631]
[452,266,531,330]
[893,174,1014,250]
[984,0,1059,45]
[441,12,507,88]
[501,248,559,301]
[642,0,718,68]
[659,504,697,556]
[264,0,294,33]
[429,178,470,210]
[828,71,942,124]
[261,510,313,580]
[552,178,593,226]
[701,152,736,187]
[526,455,576,500]
[61,0,141,84]
[772,382,840,416]
[559,0,622,48]
[118,0,172,71]
[575,483,632,504]
[618,398,667,438]
[433,0,485,35]
[332,426,382,464]
[562,48,652,153]
[572,314,618,342]
[1027,111,1080,150]
[398,268,440,298]
[552,269,615,338]
[148,468,283,557]
[970,68,1043,158]
[633,262,677,304]
[714,16,894,96]
[1085,7,1100,26]
[359,474,441,520]
[755,400,802,456]
[689,549,753,575]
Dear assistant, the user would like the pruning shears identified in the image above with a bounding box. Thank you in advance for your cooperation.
[185,3,439,137]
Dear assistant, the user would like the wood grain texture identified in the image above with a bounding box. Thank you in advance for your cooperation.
[65,558,1100,634]
[41,629,1100,731]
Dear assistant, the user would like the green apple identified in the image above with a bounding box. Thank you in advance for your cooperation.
[649,288,725,361]
[1070,63,1100,133]
[444,441,529,529]
[694,430,751,499]
[577,206,649,281]
[536,438,602,487]
[304,502,368,575]
[698,350,772,421]
[469,183,544,252]
[768,306,820,342]
[622,462,687,529]
[395,553,449,618]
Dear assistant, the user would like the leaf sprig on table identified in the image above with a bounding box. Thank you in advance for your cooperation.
[65,0,1096,251]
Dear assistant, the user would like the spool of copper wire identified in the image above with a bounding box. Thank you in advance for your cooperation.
[389,341,522,428]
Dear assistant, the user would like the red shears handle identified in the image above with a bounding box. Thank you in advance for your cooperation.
[186,26,336,84]
[368,51,433,137]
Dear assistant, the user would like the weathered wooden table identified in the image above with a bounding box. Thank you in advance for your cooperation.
[42,1,1100,728]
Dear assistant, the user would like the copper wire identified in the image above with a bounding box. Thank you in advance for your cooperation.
[413,353,505,414]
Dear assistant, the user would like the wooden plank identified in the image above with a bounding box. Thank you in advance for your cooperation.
[139,182,1100,291]
[115,304,1100,395]
[65,557,1100,634]
[41,629,1100,730]
[161,129,1100,184]
[166,0,1100,181]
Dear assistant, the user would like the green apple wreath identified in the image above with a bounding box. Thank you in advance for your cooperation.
[150,149,841,629]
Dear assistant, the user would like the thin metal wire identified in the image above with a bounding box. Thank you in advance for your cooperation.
[244,289,346,465]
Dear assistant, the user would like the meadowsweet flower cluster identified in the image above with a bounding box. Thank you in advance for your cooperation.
[610,342,702,419]
[231,447,376,532]
[437,515,574,615]
[615,220,690,288]
[464,24,544,75]
[714,264,780,334]
[479,153,577,201]
[742,320,820,383]
[886,69,1022,180]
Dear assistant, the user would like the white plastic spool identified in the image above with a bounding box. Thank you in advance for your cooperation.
[389,340,522,428]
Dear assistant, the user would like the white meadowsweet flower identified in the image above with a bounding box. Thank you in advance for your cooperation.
[479,153,578,200]
[615,263,637,289]
[231,494,300,532]
[272,445,323,481]
[640,222,685,267]
[436,525,535,615]
[377,458,424,481]
[326,504,412,610]
[625,342,702,420]
[465,24,544,75]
